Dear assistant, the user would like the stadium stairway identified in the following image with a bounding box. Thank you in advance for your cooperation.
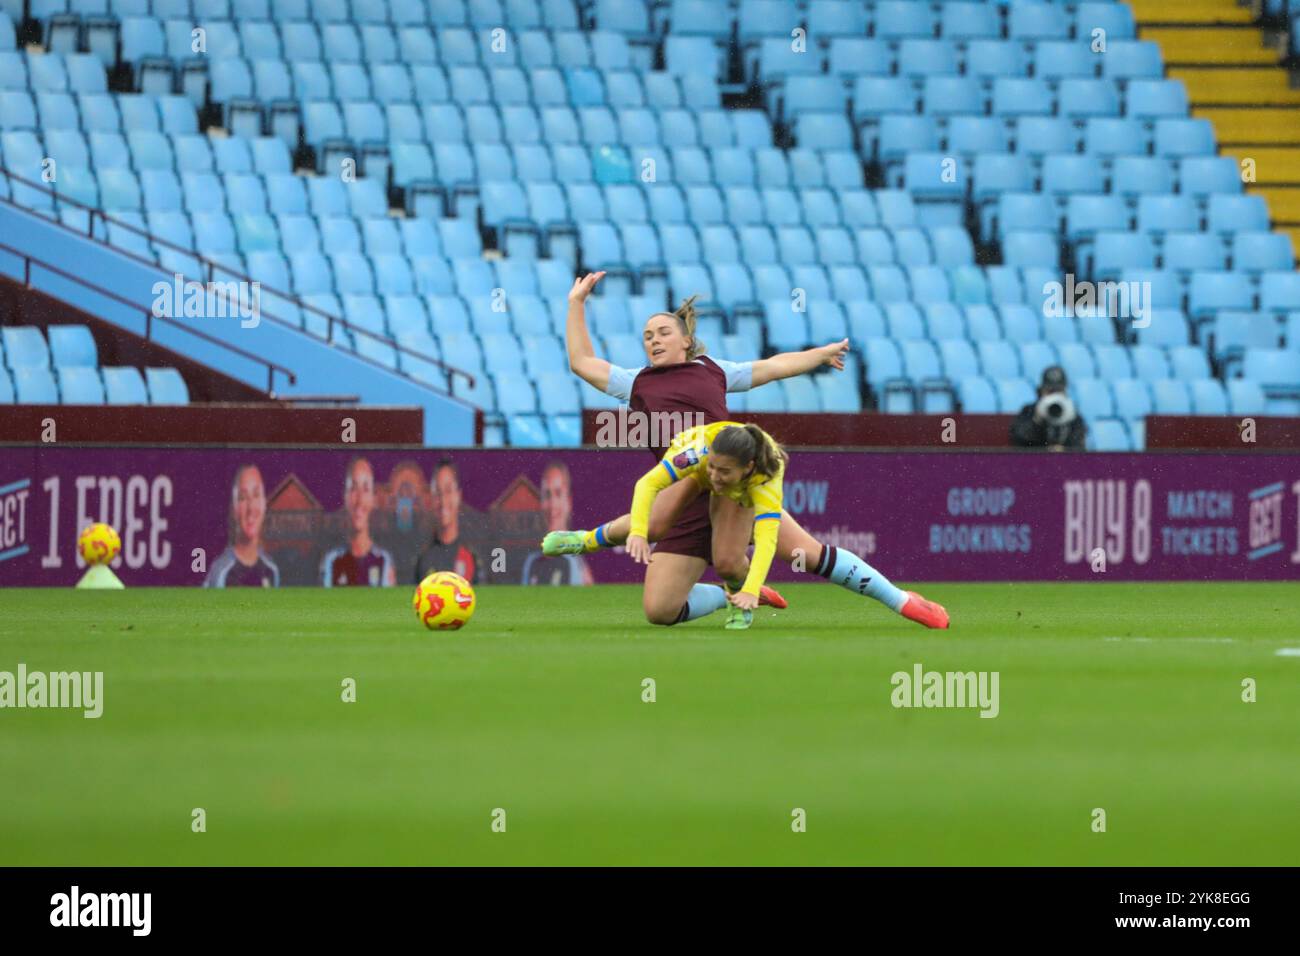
[1136,0,1300,256]
[0,199,479,444]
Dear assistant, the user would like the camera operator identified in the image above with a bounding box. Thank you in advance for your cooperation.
[1010,366,1087,450]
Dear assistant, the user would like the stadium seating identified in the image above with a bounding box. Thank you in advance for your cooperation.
[1,1,1297,447]
[0,324,187,405]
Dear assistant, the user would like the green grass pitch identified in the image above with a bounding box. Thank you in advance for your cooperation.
[1,582,1297,866]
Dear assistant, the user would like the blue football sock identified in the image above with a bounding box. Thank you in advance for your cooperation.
[813,545,907,613]
[672,583,729,624]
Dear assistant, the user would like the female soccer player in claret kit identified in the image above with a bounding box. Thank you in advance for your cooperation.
[546,271,949,631]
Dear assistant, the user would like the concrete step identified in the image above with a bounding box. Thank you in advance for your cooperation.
[1196,107,1300,144]
[1139,26,1277,64]
[1170,66,1300,105]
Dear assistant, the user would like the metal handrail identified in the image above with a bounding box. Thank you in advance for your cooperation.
[0,165,476,393]
[0,238,296,395]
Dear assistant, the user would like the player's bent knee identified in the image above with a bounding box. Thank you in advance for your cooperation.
[643,603,681,626]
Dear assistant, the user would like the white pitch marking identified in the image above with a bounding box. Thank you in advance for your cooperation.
[1101,637,1237,644]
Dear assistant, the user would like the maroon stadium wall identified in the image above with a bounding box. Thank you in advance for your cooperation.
[2,445,1297,587]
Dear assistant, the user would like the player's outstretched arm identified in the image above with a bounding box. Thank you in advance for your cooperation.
[565,271,611,391]
[749,339,848,388]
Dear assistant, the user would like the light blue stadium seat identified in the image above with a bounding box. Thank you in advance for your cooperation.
[2,326,50,369]
[1155,118,1215,157]
[976,340,1018,379]
[994,377,1034,412]
[1150,379,1191,414]
[1208,194,1270,235]
[805,0,869,38]
[1179,157,1241,198]
[37,91,80,131]
[804,299,845,341]
[783,376,820,412]
[939,2,998,40]
[1226,378,1267,416]
[993,78,1053,117]
[1084,117,1148,158]
[1190,379,1227,413]
[946,117,1008,159]
[1233,232,1295,272]
[1169,344,1211,380]
[0,57,26,101]
[851,76,916,126]
[1188,378,1228,414]
[496,368,539,414]
[938,338,979,380]
[234,212,280,253]
[1089,419,1130,451]
[546,414,582,446]
[957,376,998,412]
[1243,347,1300,394]
[1034,41,1097,82]
[967,39,1030,81]
[1136,195,1198,236]
[1094,231,1156,277]
[875,0,935,40]
[1057,342,1096,382]
[100,366,148,404]
[1127,79,1188,119]
[1211,311,1280,364]
[1188,270,1254,320]
[1113,156,1175,197]
[13,366,60,403]
[1003,230,1058,268]
[55,365,104,404]
[881,383,915,413]
[863,337,903,387]
[1103,39,1163,80]
[47,324,97,368]
[1164,231,1228,272]
[923,76,983,118]
[1112,378,1153,421]
[1042,153,1106,198]
[1128,345,1169,380]
[1073,377,1115,418]
[1060,78,1121,118]
[816,372,860,412]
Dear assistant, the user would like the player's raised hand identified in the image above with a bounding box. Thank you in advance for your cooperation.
[728,590,759,611]
[625,534,652,565]
[567,271,606,304]
[819,339,850,371]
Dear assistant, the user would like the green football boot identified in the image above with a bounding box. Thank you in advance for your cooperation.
[541,530,588,556]
[723,604,753,630]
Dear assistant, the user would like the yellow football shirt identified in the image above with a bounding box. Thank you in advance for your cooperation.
[628,421,784,596]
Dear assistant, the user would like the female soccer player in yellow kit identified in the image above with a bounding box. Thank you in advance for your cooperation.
[626,421,787,630]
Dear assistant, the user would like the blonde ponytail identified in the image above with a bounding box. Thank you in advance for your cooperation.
[672,294,706,359]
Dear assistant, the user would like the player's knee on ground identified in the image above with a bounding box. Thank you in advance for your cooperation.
[643,597,683,626]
